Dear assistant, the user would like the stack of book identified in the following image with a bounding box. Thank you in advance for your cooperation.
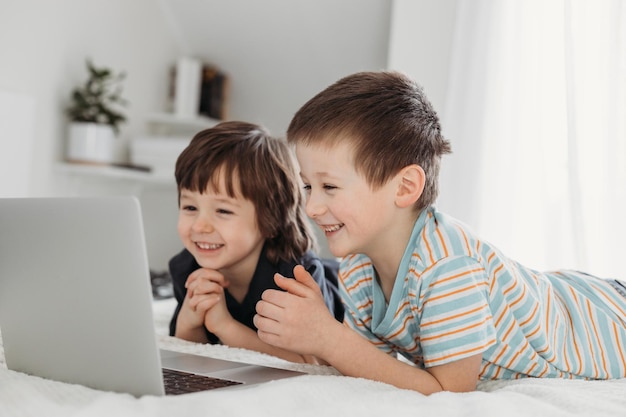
[168,59,229,121]
[197,64,229,120]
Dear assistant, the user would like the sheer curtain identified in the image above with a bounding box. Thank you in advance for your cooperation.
[437,0,626,277]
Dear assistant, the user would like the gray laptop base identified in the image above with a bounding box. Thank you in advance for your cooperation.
[0,197,302,396]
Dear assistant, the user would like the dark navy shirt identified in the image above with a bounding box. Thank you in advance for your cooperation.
[168,245,344,344]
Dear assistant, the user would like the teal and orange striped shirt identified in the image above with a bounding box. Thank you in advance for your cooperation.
[339,206,626,380]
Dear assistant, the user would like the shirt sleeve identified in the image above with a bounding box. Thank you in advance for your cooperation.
[168,248,195,337]
[414,256,497,367]
[301,254,344,322]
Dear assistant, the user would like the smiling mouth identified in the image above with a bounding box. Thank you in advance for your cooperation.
[195,242,223,250]
[322,224,343,233]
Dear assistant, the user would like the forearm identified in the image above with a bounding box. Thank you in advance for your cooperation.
[174,316,210,343]
[215,320,310,363]
[318,321,444,394]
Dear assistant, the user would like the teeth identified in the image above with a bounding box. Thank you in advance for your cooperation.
[196,242,222,250]
[323,224,343,233]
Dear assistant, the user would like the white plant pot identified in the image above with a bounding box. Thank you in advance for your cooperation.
[66,122,116,164]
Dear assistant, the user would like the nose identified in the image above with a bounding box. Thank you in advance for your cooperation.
[305,190,326,218]
[191,214,214,233]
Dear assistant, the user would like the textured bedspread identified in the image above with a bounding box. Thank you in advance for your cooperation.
[1,298,625,417]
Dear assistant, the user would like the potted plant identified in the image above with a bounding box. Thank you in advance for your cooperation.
[65,59,128,164]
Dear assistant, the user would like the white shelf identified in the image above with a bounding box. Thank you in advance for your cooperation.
[147,112,220,126]
[146,112,220,134]
[56,114,215,187]
[55,162,175,186]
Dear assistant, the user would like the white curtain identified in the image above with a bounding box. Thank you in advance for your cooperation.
[438,0,626,277]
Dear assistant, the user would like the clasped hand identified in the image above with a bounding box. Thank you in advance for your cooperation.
[182,267,232,333]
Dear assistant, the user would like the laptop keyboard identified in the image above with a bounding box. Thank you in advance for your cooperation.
[162,368,243,395]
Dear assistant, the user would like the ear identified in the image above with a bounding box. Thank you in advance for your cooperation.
[395,164,425,208]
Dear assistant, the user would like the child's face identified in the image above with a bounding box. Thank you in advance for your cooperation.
[295,140,400,259]
[177,175,265,278]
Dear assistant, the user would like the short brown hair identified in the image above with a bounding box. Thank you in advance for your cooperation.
[175,121,315,263]
[287,71,452,212]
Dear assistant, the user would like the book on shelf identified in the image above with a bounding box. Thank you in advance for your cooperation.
[167,61,229,121]
[198,64,229,120]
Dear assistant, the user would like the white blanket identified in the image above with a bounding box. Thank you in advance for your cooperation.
[1,298,625,417]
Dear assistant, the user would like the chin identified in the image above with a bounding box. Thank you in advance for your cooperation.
[328,245,350,259]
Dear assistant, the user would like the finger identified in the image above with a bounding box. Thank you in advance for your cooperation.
[273,267,320,297]
[253,314,281,337]
[188,279,224,297]
[190,293,221,312]
[255,298,285,321]
[188,284,222,303]
[293,265,323,293]
[202,271,228,287]
[196,296,221,312]
[260,288,296,309]
[274,274,309,297]
[185,268,205,287]
[273,273,297,292]
[256,327,280,347]
[187,268,227,288]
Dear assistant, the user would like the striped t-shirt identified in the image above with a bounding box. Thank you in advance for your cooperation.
[339,206,626,380]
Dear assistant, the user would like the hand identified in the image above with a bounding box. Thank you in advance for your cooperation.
[254,265,340,358]
[179,268,232,333]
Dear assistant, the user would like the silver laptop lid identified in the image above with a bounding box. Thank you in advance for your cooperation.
[0,197,165,396]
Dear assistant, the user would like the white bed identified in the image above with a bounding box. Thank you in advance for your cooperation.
[1,298,625,417]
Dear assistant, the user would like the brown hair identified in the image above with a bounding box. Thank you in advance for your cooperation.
[175,121,315,263]
[287,71,452,212]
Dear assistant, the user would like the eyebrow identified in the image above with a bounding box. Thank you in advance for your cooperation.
[213,197,242,206]
[179,191,243,207]
[301,171,340,182]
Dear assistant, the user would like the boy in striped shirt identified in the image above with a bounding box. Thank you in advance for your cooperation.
[254,71,626,394]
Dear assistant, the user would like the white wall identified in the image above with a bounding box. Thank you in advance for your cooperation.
[162,0,392,136]
[0,0,396,269]
[0,90,35,197]
[388,0,458,120]
[0,0,181,195]
[0,0,183,269]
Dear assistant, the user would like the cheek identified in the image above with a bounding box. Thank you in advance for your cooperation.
[233,219,264,246]
[177,216,190,237]
[332,194,359,219]
[339,194,383,227]
[242,219,264,242]
[242,208,263,238]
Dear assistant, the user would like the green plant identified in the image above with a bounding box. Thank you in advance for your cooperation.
[66,59,128,134]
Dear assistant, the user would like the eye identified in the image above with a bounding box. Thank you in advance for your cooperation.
[181,204,197,212]
[323,184,337,191]
[216,208,234,215]
[302,184,312,192]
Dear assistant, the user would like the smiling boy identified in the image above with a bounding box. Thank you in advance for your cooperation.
[254,71,626,394]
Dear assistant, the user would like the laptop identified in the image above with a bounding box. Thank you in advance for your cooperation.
[0,196,304,396]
